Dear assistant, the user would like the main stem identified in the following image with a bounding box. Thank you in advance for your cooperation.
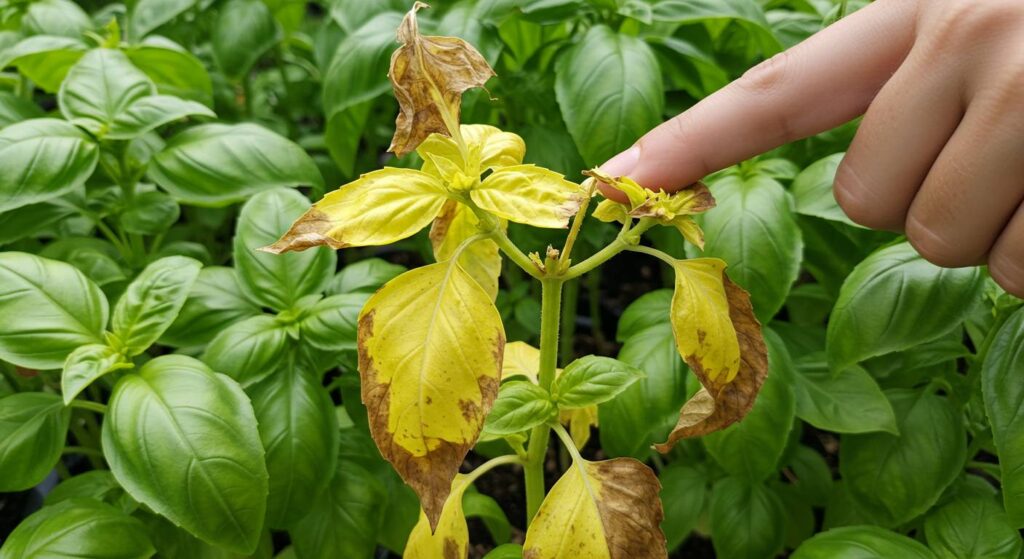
[524,277,564,523]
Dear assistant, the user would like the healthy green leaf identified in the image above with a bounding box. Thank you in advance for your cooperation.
[792,358,898,434]
[106,95,214,140]
[551,355,645,409]
[483,380,556,436]
[212,0,280,80]
[129,0,196,39]
[160,266,260,348]
[148,124,323,206]
[289,459,384,559]
[659,463,707,552]
[924,495,1023,559]
[792,525,938,559]
[201,315,289,387]
[325,258,406,295]
[0,36,87,92]
[234,188,336,311]
[125,39,213,104]
[299,293,366,353]
[0,393,70,492]
[981,307,1024,527]
[0,252,108,369]
[786,445,833,507]
[554,25,663,166]
[791,153,861,227]
[709,476,785,559]
[61,343,130,405]
[464,491,512,545]
[0,91,44,128]
[111,256,202,355]
[102,355,268,555]
[650,0,782,56]
[0,118,99,213]
[0,499,155,559]
[827,242,985,373]
[121,189,181,235]
[58,48,155,136]
[44,471,131,511]
[615,289,673,342]
[839,389,966,527]
[22,0,92,38]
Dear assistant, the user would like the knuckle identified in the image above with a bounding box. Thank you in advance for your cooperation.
[737,51,791,95]
[833,161,887,229]
[928,0,1021,44]
[905,214,973,267]
[989,252,1024,298]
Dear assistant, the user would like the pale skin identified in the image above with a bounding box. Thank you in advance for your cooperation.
[599,0,1024,297]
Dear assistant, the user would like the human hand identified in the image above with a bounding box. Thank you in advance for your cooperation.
[598,0,1024,297]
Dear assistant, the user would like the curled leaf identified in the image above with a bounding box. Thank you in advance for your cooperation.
[358,260,504,530]
[388,2,495,156]
[654,258,767,453]
[523,457,666,558]
[261,168,447,254]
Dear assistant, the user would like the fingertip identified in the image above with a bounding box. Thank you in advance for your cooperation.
[597,181,627,202]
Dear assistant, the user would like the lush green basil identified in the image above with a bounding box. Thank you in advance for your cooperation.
[0,499,154,559]
[201,315,289,387]
[61,343,129,404]
[793,525,937,558]
[0,118,98,213]
[58,48,155,136]
[289,459,384,559]
[211,0,279,80]
[484,380,556,436]
[790,153,860,227]
[106,95,214,140]
[129,0,196,39]
[924,495,1022,559]
[160,266,260,348]
[709,476,785,559]
[325,258,406,296]
[792,358,898,435]
[0,392,70,491]
[551,355,645,409]
[659,463,707,551]
[111,256,202,356]
[121,190,182,235]
[299,293,366,353]
[124,40,213,104]
[981,307,1024,527]
[0,36,87,92]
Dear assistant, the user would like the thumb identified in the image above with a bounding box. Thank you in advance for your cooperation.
[597,0,917,201]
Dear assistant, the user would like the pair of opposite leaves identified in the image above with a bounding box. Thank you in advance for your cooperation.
[262,2,768,556]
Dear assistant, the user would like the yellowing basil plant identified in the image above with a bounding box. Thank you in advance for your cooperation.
[265,4,769,556]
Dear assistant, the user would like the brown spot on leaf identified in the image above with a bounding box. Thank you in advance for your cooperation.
[443,537,463,559]
[590,459,667,559]
[655,273,768,452]
[258,208,346,254]
[429,200,459,252]
[387,2,496,156]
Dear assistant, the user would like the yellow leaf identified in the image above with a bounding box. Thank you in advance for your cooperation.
[431,200,502,299]
[358,260,504,529]
[405,475,471,559]
[670,216,706,250]
[501,341,542,383]
[655,259,768,452]
[631,182,715,220]
[561,406,598,449]
[261,168,447,253]
[523,458,666,559]
[418,125,525,176]
[592,199,629,224]
[388,2,495,156]
[471,164,583,228]
[585,168,647,209]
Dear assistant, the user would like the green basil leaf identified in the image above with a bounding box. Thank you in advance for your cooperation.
[300,293,366,353]
[659,463,707,552]
[140,511,273,559]
[212,0,280,80]
[125,39,213,104]
[482,544,524,559]
[112,256,202,355]
[924,495,1023,559]
[201,315,288,387]
[650,0,782,56]
[0,36,87,92]
[551,355,645,409]
[0,392,70,492]
[22,0,92,38]
[839,389,966,527]
[981,307,1024,527]
[129,0,196,39]
[248,365,338,529]
[792,525,937,559]
[793,358,898,434]
[38,237,127,288]
[0,499,154,559]
[325,258,406,295]
[784,445,833,508]
[464,491,512,545]
[709,477,785,559]
[149,124,323,206]
[61,343,130,404]
[121,189,181,235]
[106,95,214,140]
[0,91,44,128]
[791,153,862,227]
[160,266,260,348]
[0,118,99,213]
[0,201,74,246]
[615,289,672,342]
[704,330,795,482]
[102,355,268,555]
[554,25,663,166]
[58,48,155,136]
[45,471,128,508]
[827,242,985,373]
[0,252,108,369]
[695,172,803,322]
[289,459,385,559]
[234,188,336,311]
[483,380,556,436]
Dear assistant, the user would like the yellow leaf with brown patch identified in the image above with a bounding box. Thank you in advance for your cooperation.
[358,260,504,529]
[261,168,447,254]
[523,458,666,559]
[388,2,495,156]
[654,259,768,452]
[405,474,471,559]
[430,200,502,299]
[471,165,584,229]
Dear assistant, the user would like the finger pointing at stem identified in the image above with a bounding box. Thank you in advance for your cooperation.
[598,0,919,201]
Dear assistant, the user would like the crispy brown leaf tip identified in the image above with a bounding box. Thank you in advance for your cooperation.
[387,1,496,156]
[654,275,768,453]
[257,208,343,254]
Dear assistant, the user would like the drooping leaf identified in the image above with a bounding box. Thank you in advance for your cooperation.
[792,525,938,559]
[387,2,495,156]
[523,457,666,558]
[404,475,473,558]
[0,499,155,559]
[358,260,504,529]
[655,258,767,451]
[0,393,70,492]
[0,252,108,369]
[111,256,202,356]
[61,344,130,404]
[981,307,1024,527]
[58,48,155,136]
[0,119,99,213]
[102,355,269,554]
[262,168,447,254]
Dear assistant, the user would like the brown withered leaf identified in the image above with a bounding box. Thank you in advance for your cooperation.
[655,273,768,453]
[387,2,496,156]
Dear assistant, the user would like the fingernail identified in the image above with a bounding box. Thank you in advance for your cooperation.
[599,146,640,177]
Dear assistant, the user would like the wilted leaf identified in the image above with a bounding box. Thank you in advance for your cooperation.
[405,475,472,558]
[262,168,448,254]
[523,457,666,558]
[358,260,504,529]
[387,2,495,156]
[655,258,767,452]
[431,200,502,299]
[471,165,583,229]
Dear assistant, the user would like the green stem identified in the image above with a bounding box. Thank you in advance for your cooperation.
[69,400,107,414]
[468,203,543,279]
[464,454,524,487]
[558,180,597,270]
[564,219,657,280]
[560,279,579,366]
[627,244,677,266]
[63,446,105,458]
[551,422,583,463]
